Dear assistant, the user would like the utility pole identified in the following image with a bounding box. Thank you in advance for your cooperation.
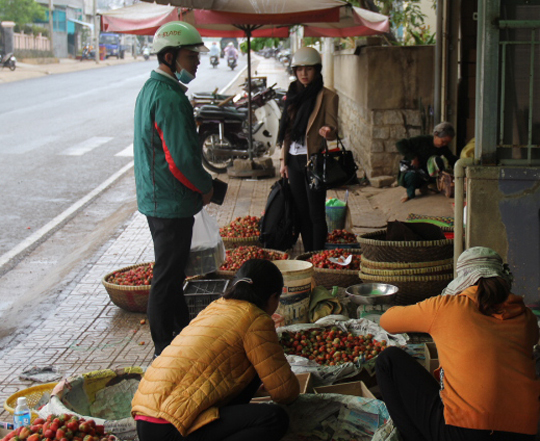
[48,0,54,56]
[94,0,99,63]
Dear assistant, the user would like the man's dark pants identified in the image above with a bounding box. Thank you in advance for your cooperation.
[147,216,194,356]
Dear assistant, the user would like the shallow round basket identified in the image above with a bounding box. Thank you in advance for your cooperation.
[358,272,453,305]
[357,228,454,263]
[360,256,453,270]
[221,235,260,250]
[215,248,289,279]
[360,261,453,277]
[296,249,362,289]
[102,263,153,313]
[4,382,58,422]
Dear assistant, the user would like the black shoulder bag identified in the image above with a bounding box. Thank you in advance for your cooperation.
[306,136,358,191]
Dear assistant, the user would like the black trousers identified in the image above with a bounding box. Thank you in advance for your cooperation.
[375,347,535,441]
[136,376,290,441]
[286,154,327,252]
[147,215,194,356]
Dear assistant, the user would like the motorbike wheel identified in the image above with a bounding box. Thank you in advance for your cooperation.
[200,130,234,174]
[8,60,15,71]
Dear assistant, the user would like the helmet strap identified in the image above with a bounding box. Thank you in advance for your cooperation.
[163,47,180,73]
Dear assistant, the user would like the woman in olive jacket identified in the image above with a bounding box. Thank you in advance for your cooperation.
[278,47,339,252]
[132,259,299,441]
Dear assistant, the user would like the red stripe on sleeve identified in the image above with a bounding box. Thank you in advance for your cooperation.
[154,121,202,194]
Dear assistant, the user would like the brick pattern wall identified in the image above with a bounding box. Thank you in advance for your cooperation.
[339,94,423,179]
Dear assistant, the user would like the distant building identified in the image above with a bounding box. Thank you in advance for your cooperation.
[35,0,93,58]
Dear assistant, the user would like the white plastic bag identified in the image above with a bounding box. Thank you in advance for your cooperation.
[185,208,225,277]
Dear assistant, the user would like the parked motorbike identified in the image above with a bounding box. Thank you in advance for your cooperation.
[196,86,281,173]
[1,52,16,71]
[210,55,219,68]
[80,45,95,61]
[227,55,237,70]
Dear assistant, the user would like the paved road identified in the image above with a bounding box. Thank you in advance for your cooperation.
[0,56,246,265]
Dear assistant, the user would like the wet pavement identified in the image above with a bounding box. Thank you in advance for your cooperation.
[0,55,454,422]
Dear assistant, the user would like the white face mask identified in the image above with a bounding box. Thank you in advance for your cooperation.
[175,60,195,84]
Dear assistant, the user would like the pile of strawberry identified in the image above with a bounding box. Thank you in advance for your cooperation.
[1,413,115,441]
[106,262,154,286]
[219,246,288,272]
[326,229,357,244]
[307,249,361,270]
[220,216,260,239]
[280,327,387,366]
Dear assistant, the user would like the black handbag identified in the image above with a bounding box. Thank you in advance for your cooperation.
[306,136,358,191]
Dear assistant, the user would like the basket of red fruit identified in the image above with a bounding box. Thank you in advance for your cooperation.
[296,248,362,289]
[102,262,154,313]
[325,229,360,250]
[216,246,289,279]
[219,215,261,249]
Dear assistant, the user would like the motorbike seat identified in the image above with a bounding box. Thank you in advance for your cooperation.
[197,105,247,121]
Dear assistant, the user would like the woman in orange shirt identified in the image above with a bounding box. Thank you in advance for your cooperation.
[376,247,539,441]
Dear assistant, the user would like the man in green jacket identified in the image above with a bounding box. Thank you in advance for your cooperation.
[134,22,213,356]
[396,122,458,203]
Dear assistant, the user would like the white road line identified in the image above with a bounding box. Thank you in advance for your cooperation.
[0,161,135,270]
[60,136,114,156]
[219,64,248,94]
[115,144,133,157]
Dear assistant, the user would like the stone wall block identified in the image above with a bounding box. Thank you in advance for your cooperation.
[371,140,385,153]
[372,126,389,140]
[389,126,407,140]
[403,110,422,127]
[383,110,405,125]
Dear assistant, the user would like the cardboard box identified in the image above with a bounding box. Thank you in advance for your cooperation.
[251,372,313,402]
[424,342,440,377]
[313,381,376,399]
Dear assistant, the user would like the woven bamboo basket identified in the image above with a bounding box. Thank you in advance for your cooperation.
[357,228,454,263]
[4,382,58,422]
[102,263,153,313]
[215,248,289,279]
[358,272,453,305]
[296,249,362,289]
[361,256,453,270]
[360,262,454,277]
[221,235,260,250]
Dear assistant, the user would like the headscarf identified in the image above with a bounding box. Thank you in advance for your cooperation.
[277,74,324,146]
[441,246,514,296]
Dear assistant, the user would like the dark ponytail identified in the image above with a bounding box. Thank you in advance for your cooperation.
[223,259,284,311]
[476,277,510,316]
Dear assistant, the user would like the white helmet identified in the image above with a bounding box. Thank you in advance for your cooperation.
[151,21,209,55]
[291,47,321,67]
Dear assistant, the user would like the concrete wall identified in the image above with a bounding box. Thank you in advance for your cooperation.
[466,166,540,304]
[333,45,434,181]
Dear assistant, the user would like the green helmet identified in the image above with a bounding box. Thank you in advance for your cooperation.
[151,21,209,55]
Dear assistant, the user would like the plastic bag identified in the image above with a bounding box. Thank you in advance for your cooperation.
[185,208,225,277]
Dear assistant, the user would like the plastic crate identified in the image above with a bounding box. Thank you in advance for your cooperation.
[184,279,230,320]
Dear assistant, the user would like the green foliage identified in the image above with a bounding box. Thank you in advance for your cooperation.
[0,0,46,28]
[347,0,436,46]
[248,37,285,52]
[14,23,48,37]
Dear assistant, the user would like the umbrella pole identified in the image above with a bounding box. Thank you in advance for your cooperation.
[246,28,253,161]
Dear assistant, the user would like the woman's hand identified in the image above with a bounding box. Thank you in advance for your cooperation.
[280,160,288,179]
[319,125,335,140]
[412,157,420,169]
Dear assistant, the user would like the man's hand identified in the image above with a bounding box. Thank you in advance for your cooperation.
[280,161,288,179]
[202,188,214,206]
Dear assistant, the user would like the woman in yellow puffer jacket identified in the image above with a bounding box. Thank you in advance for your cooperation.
[132,259,300,441]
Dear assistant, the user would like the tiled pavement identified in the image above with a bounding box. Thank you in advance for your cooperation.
[0,56,389,420]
